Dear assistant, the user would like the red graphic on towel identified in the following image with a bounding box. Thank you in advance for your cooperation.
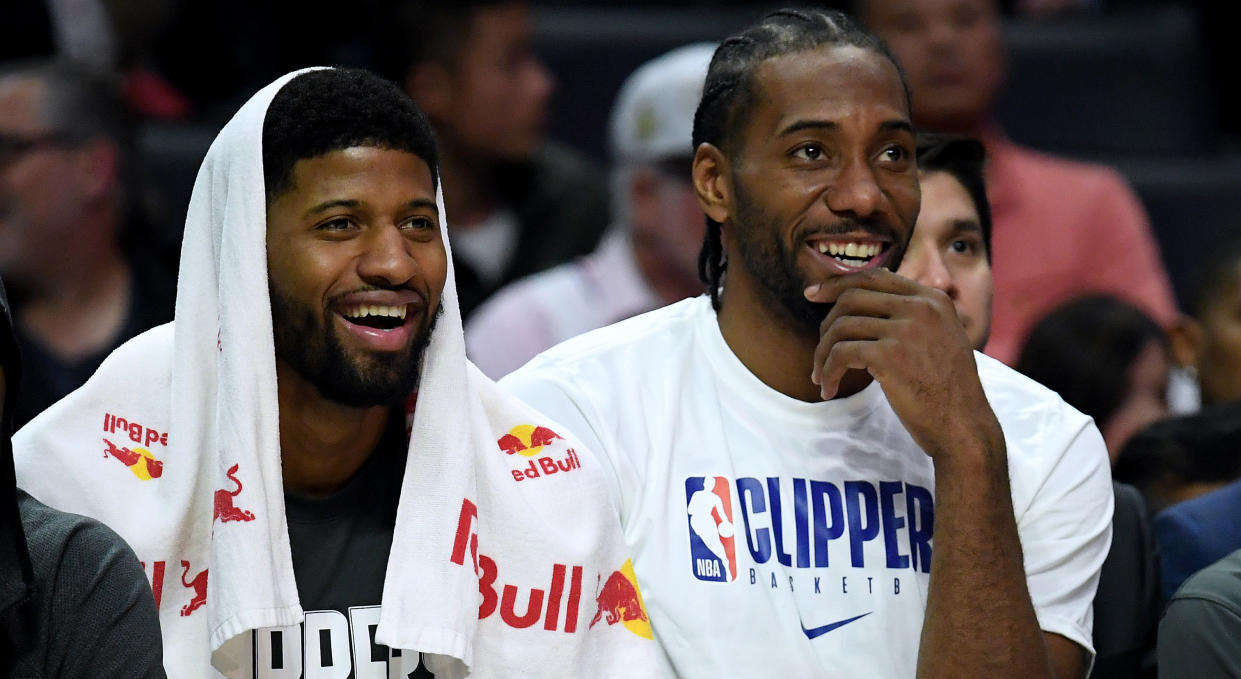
[497,425,562,456]
[591,569,648,628]
[179,561,208,617]
[213,464,255,523]
[103,438,165,480]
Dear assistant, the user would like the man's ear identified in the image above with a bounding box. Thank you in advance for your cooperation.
[693,143,732,226]
[1169,315,1204,369]
[405,62,453,118]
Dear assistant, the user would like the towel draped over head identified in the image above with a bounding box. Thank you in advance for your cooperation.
[13,68,657,677]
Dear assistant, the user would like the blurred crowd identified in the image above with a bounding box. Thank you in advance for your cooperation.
[3,0,1241,676]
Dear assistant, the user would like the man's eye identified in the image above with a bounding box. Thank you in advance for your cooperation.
[318,218,353,231]
[879,146,910,163]
[403,217,437,231]
[794,144,824,161]
[950,239,975,254]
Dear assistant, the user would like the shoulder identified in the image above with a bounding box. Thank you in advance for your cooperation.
[1159,480,1241,527]
[1173,550,1241,607]
[975,352,1094,433]
[1003,143,1135,194]
[507,297,706,384]
[18,491,142,580]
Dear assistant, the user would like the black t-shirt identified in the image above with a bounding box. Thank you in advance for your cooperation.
[249,413,435,678]
[0,491,165,678]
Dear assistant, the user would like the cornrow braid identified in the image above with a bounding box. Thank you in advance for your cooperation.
[692,7,910,310]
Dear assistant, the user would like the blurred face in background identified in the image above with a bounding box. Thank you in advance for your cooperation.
[0,76,94,286]
[863,0,1005,132]
[897,169,992,349]
[1102,339,1170,463]
[417,2,554,162]
[1193,262,1241,406]
[628,160,705,304]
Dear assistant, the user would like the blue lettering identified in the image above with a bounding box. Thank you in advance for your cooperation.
[767,477,793,567]
[880,481,910,569]
[906,483,934,573]
[810,481,844,567]
[844,481,880,568]
[792,478,811,568]
[737,478,772,564]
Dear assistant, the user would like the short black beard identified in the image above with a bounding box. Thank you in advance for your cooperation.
[269,284,441,408]
[729,178,905,333]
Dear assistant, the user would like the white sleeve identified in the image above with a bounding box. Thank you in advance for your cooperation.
[499,364,627,516]
[1011,401,1114,663]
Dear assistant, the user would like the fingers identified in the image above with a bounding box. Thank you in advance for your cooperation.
[816,340,884,400]
[811,314,892,386]
[804,268,921,305]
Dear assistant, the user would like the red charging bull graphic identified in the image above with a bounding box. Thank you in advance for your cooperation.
[497,425,562,456]
[214,463,256,523]
[102,438,164,480]
[590,559,653,639]
[180,560,208,617]
[497,425,581,483]
[685,476,738,582]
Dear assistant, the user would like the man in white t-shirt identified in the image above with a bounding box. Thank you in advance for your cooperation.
[501,8,1112,678]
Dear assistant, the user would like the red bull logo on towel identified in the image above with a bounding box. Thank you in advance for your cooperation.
[101,412,168,480]
[497,425,581,483]
[590,559,652,640]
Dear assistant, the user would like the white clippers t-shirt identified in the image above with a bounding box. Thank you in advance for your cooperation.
[500,296,1113,678]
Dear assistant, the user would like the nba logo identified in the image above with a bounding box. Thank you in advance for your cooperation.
[685,476,737,582]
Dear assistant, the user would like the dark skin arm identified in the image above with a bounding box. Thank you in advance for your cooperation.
[807,268,1085,679]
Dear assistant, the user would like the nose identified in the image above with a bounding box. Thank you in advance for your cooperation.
[825,158,883,219]
[903,244,957,300]
[357,225,418,287]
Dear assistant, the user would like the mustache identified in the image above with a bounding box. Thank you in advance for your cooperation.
[798,217,901,243]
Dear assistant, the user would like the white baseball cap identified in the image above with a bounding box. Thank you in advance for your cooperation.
[609,42,718,165]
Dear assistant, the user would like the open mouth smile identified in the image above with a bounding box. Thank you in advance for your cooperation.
[804,236,893,274]
[332,293,424,352]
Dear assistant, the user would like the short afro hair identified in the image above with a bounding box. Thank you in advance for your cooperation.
[262,68,439,201]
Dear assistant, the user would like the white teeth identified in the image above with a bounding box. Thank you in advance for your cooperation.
[814,241,883,260]
[345,304,407,319]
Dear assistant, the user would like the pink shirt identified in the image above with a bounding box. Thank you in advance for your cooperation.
[982,131,1178,365]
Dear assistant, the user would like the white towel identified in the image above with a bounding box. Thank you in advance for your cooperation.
[13,68,659,678]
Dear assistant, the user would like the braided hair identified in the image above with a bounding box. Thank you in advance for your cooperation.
[692,8,909,309]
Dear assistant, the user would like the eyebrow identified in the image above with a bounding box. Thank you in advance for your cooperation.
[950,219,983,234]
[777,118,915,137]
[304,198,439,218]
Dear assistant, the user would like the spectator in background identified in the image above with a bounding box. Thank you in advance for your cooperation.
[375,0,611,319]
[1169,238,1241,410]
[466,43,713,379]
[1159,549,1241,678]
[0,277,164,677]
[1155,473,1241,604]
[860,0,1178,364]
[905,134,1158,679]
[0,59,174,427]
[897,134,993,351]
[1113,402,1241,514]
[1016,295,1171,463]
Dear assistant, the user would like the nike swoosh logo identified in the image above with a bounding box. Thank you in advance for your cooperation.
[801,612,872,639]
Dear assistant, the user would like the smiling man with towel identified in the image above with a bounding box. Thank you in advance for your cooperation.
[9,68,658,677]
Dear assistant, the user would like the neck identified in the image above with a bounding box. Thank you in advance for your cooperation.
[276,360,392,496]
[18,228,131,360]
[716,274,871,403]
[437,136,498,229]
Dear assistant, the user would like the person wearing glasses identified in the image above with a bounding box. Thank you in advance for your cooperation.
[0,59,174,426]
